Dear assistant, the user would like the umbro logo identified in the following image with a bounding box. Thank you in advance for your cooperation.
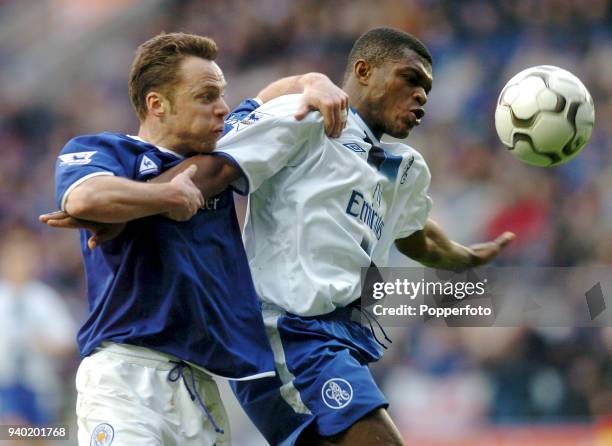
[343,143,366,153]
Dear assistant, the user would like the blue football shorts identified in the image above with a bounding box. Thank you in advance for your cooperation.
[231,304,388,446]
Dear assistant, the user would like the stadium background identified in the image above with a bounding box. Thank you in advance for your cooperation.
[0,0,610,444]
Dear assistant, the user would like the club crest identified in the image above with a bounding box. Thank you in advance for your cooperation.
[91,423,114,446]
[321,378,353,409]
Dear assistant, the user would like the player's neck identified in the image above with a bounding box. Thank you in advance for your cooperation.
[349,104,384,140]
[137,123,188,156]
[342,83,384,140]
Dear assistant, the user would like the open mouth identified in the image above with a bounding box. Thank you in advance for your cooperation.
[412,108,425,120]
[407,108,425,127]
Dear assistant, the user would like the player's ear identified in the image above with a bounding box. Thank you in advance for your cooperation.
[354,60,372,85]
[145,91,169,118]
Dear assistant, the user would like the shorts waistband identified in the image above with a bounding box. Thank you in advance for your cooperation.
[93,342,213,381]
[261,302,355,321]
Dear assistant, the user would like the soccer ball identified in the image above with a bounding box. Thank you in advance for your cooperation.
[495,65,595,167]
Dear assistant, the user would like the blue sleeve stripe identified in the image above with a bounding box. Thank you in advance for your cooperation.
[212,152,250,196]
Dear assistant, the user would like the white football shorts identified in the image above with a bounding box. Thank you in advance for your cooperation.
[76,342,230,446]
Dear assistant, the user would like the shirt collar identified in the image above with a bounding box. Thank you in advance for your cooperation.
[127,135,185,159]
[349,107,381,146]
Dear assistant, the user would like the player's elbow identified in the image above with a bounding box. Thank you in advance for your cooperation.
[217,162,240,190]
[64,196,89,219]
[195,156,240,198]
[64,185,100,219]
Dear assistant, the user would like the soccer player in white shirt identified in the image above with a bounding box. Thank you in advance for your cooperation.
[149,27,514,446]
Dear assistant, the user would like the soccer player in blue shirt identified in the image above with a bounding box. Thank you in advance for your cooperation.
[41,32,347,446]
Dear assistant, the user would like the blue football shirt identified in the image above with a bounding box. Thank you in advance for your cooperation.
[54,99,274,380]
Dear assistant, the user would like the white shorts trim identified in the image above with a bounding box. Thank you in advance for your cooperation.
[193,365,276,381]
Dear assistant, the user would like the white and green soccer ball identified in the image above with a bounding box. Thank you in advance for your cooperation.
[495,65,595,167]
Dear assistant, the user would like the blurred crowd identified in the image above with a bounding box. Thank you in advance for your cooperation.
[0,0,610,444]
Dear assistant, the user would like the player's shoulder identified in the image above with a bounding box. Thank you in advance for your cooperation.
[383,141,431,182]
[384,142,428,166]
[256,94,301,115]
[65,131,120,148]
[222,95,322,140]
[61,132,150,158]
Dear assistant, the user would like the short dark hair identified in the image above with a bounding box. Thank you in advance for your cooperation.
[129,32,219,121]
[343,27,432,82]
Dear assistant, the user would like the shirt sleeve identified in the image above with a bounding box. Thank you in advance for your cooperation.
[394,155,433,239]
[214,95,321,195]
[223,97,263,135]
[55,136,128,211]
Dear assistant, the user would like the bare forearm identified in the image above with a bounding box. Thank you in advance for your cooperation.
[151,155,239,198]
[396,220,474,269]
[420,241,473,269]
[396,219,514,268]
[257,73,314,103]
[257,72,338,103]
[65,177,184,223]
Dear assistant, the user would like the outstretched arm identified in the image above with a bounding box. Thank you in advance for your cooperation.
[395,219,515,269]
[40,165,204,248]
[61,165,203,223]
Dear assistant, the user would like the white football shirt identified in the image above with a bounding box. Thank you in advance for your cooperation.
[216,94,432,316]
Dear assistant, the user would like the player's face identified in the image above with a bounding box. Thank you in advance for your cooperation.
[367,50,432,139]
[164,57,229,153]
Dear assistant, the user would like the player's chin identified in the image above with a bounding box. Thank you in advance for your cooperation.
[196,137,218,154]
[194,143,216,154]
[387,125,411,139]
